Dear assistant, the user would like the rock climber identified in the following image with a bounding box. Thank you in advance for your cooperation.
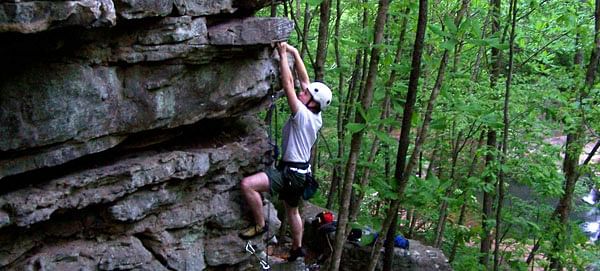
[239,42,332,262]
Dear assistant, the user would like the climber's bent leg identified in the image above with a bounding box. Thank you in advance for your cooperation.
[240,172,269,228]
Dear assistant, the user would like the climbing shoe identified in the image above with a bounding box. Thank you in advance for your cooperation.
[288,247,306,262]
[239,223,268,239]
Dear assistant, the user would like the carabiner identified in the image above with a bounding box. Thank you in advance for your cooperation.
[245,241,256,254]
[259,259,270,270]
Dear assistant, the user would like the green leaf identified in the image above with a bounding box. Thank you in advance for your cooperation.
[526,221,541,232]
[356,105,368,121]
[444,14,457,35]
[306,0,324,6]
[346,123,367,133]
[430,116,448,130]
[440,39,457,51]
[373,130,398,145]
[495,43,510,50]
[458,16,470,35]
[466,38,489,46]
[366,107,382,122]
[481,113,503,129]
[352,183,365,193]
[469,18,482,38]
[428,25,452,38]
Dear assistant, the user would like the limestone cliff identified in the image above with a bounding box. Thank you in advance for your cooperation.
[0,1,289,270]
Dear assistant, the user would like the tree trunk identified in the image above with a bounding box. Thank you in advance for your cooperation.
[493,0,517,270]
[434,129,462,248]
[480,130,496,268]
[366,0,428,269]
[382,211,398,271]
[301,3,311,58]
[480,0,501,267]
[348,7,411,222]
[309,0,331,171]
[548,0,599,268]
[288,2,316,67]
[326,0,367,210]
[327,1,390,270]
[528,2,599,266]
[315,0,331,82]
[395,0,468,250]
[449,130,485,262]
[326,0,344,211]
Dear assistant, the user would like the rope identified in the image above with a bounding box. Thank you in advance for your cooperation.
[264,71,279,163]
[260,69,280,271]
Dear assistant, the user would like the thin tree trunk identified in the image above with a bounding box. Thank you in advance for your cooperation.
[326,0,365,209]
[434,130,462,248]
[394,0,468,250]
[493,0,517,270]
[309,0,331,171]
[480,130,496,268]
[348,7,411,222]
[301,3,311,58]
[383,210,398,271]
[366,0,428,269]
[549,0,599,268]
[327,0,344,211]
[481,0,502,267]
[408,211,419,238]
[315,0,331,82]
[288,2,316,67]
[270,1,277,16]
[529,2,599,264]
[327,1,390,270]
[384,0,458,257]
[449,129,486,262]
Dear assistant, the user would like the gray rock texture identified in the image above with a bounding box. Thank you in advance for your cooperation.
[0,0,288,270]
[339,241,452,271]
[0,0,117,33]
[0,8,292,179]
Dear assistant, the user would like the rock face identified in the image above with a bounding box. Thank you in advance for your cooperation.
[339,241,452,271]
[0,1,289,270]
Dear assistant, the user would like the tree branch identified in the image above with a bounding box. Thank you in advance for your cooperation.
[582,140,600,166]
[517,31,570,68]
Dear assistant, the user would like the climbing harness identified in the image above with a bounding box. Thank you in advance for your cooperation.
[245,241,271,270]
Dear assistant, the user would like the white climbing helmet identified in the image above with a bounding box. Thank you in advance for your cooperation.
[306,82,332,111]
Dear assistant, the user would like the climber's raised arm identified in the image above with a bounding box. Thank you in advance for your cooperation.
[284,43,310,92]
[277,42,302,114]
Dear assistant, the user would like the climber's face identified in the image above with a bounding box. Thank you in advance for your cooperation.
[298,88,314,106]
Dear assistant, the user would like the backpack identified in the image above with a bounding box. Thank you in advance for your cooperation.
[347,228,362,243]
[316,211,334,225]
[394,234,410,249]
[302,174,319,200]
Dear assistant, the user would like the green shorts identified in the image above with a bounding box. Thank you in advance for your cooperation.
[265,165,306,207]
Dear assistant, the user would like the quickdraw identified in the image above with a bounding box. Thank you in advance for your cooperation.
[245,241,270,270]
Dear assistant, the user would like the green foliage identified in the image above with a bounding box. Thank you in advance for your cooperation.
[272,0,600,268]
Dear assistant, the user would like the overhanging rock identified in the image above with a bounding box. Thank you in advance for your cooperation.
[0,0,289,269]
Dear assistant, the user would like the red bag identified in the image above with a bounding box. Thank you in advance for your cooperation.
[317,211,334,225]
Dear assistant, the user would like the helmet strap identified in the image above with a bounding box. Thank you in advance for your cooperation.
[305,98,321,113]
[303,91,321,113]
